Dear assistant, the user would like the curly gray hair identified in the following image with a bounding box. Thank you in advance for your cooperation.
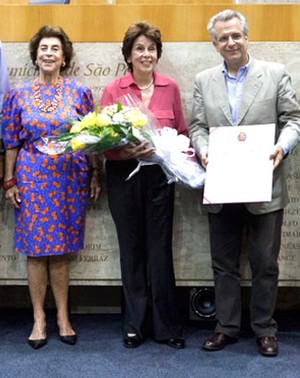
[207,9,248,41]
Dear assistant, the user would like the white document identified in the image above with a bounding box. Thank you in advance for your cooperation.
[203,124,275,204]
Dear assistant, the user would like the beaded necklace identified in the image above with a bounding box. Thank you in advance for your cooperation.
[33,76,63,113]
[137,77,154,92]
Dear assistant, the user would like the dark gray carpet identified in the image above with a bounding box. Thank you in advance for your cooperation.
[0,310,299,378]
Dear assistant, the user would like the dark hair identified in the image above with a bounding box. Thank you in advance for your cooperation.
[122,21,162,72]
[29,25,73,72]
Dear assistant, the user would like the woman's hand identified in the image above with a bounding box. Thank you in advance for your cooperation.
[5,185,21,209]
[3,147,20,208]
[90,170,102,201]
[119,140,155,160]
[88,154,102,201]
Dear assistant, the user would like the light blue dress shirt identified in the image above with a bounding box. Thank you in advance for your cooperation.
[222,60,249,126]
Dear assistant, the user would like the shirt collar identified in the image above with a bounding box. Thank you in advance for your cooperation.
[222,55,251,78]
[119,71,169,88]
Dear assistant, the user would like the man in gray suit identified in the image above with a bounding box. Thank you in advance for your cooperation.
[189,9,300,357]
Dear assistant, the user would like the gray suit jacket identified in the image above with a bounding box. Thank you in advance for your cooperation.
[188,59,300,214]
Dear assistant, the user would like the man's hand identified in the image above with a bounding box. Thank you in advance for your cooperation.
[270,145,284,170]
[200,151,209,169]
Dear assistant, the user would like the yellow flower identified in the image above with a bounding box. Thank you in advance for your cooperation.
[124,109,148,128]
[70,122,84,133]
[101,127,119,138]
[71,135,86,151]
[71,112,112,132]
[97,113,111,127]
[80,112,99,128]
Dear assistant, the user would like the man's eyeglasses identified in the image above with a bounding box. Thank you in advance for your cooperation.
[216,33,245,43]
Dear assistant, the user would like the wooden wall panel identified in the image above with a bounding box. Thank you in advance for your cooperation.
[0,0,27,3]
[115,0,233,3]
[0,4,299,42]
[0,0,232,3]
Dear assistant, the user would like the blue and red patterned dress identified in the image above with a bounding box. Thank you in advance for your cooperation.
[2,77,94,257]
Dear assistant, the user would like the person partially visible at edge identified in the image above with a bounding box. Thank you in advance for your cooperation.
[100,21,186,350]
[188,9,300,357]
[0,41,10,184]
[2,25,101,350]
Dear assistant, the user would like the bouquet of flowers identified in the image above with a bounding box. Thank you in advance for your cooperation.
[35,96,153,156]
[35,94,205,189]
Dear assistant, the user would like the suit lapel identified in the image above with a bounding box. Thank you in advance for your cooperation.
[212,69,233,125]
[237,61,263,125]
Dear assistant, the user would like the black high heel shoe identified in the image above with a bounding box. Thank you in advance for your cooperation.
[28,337,47,350]
[123,334,142,348]
[59,334,77,345]
[167,337,185,349]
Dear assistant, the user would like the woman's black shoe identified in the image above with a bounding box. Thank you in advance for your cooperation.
[167,338,185,349]
[59,334,77,345]
[123,335,142,348]
[28,338,47,350]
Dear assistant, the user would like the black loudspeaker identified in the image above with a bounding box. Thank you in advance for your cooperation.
[189,287,216,321]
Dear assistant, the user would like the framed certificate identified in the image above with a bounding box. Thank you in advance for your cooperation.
[203,124,275,204]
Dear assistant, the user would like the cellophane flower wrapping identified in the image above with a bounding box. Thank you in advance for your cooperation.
[34,94,205,189]
[130,126,205,189]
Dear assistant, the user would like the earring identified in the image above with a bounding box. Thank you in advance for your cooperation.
[62,62,66,67]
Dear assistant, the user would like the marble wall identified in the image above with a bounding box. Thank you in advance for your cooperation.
[0,41,299,286]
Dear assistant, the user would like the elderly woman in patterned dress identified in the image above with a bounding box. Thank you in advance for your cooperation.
[2,26,101,349]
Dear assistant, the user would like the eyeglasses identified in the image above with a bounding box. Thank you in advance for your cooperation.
[216,33,245,43]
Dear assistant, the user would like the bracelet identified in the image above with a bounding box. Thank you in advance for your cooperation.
[2,178,17,191]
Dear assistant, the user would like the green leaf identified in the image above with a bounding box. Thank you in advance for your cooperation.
[117,101,123,112]
[57,133,76,141]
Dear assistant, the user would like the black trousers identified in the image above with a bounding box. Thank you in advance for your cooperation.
[106,160,182,340]
[208,204,283,338]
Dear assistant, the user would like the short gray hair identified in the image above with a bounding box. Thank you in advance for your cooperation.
[207,9,248,41]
